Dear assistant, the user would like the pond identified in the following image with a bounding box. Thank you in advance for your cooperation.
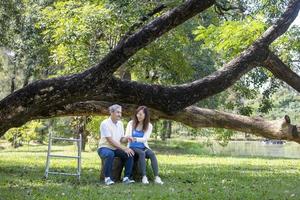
[208,140,300,159]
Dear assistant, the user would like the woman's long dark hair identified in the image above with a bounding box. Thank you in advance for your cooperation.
[132,106,150,132]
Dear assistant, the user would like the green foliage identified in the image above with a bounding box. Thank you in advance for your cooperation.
[50,117,73,138]
[213,128,235,146]
[271,26,300,69]
[4,121,45,147]
[129,27,196,85]
[250,0,289,20]
[38,1,112,75]
[86,116,106,138]
[193,17,266,62]
[265,88,300,122]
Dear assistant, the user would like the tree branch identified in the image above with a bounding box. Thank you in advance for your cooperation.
[263,50,300,92]
[255,0,300,46]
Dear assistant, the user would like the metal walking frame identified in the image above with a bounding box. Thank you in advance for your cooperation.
[44,128,82,181]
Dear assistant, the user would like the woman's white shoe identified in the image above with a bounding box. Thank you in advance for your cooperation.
[154,176,164,185]
[142,176,149,184]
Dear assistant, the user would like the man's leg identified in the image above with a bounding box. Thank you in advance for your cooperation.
[114,149,133,178]
[97,147,115,178]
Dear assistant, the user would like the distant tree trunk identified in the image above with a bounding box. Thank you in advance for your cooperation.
[10,61,16,93]
[12,132,21,148]
[161,120,172,140]
[23,64,33,87]
[10,77,15,94]
[37,128,46,144]
[153,121,158,139]
[76,116,89,151]
[12,133,17,148]
[167,120,172,139]
[161,120,167,141]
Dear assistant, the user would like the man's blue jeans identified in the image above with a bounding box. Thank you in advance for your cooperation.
[98,147,133,179]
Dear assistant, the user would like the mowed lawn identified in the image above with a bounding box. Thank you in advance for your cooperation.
[0,139,300,200]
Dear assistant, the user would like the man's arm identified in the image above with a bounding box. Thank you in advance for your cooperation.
[106,137,134,157]
[120,136,132,143]
[100,121,134,156]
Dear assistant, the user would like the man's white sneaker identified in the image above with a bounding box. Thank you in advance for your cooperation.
[123,177,135,184]
[104,177,115,185]
[154,176,164,185]
[142,176,149,184]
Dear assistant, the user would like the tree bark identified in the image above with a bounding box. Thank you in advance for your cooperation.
[263,50,300,92]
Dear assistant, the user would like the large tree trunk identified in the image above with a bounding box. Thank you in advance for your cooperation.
[0,0,299,143]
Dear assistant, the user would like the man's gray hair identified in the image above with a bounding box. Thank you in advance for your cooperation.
[108,104,122,113]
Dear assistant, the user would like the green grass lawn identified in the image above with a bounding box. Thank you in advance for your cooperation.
[0,139,300,200]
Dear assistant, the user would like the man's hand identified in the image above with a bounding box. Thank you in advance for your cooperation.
[124,147,135,157]
[126,136,134,142]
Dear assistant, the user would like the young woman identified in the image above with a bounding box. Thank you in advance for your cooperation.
[125,106,163,184]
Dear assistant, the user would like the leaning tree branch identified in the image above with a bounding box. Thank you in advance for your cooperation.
[263,50,300,92]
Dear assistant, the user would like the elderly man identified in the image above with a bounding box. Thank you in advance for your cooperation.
[97,104,135,185]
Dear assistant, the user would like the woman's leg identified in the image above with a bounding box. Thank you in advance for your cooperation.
[145,149,159,176]
[131,148,147,176]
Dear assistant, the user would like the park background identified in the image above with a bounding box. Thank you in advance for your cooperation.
[0,0,300,199]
